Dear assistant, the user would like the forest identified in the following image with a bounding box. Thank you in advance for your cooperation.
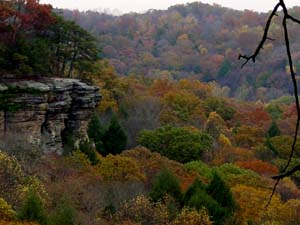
[61,2,300,101]
[1,0,300,225]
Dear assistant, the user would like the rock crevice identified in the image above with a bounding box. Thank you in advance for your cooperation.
[0,78,101,154]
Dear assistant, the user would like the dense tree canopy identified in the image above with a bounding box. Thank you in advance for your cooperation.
[138,126,213,163]
[61,2,300,100]
[0,0,98,77]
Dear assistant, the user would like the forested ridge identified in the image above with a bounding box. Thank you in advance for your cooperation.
[2,1,300,225]
[62,2,300,101]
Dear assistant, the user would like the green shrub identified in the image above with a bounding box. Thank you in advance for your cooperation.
[18,189,47,225]
[79,140,99,165]
[150,168,182,203]
[102,115,127,155]
[138,126,212,163]
[185,161,213,179]
[87,113,105,154]
[49,199,75,225]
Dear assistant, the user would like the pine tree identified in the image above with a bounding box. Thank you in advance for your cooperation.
[149,168,182,203]
[87,113,105,155]
[268,120,281,138]
[207,172,235,209]
[18,189,47,225]
[183,178,204,205]
[79,140,99,165]
[206,172,235,224]
[102,114,127,155]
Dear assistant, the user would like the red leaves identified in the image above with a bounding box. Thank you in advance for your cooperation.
[18,0,53,31]
[235,160,279,176]
[0,0,53,44]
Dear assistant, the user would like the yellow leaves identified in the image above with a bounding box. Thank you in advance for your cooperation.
[177,34,189,41]
[218,134,232,147]
[97,88,119,112]
[205,112,227,139]
[116,196,212,225]
[175,79,212,98]
[263,198,300,225]
[0,198,16,221]
[19,176,48,207]
[96,154,146,182]
[231,185,281,225]
[171,208,213,225]
[67,150,92,169]
[261,222,283,225]
[200,47,208,55]
[160,90,203,125]
[116,195,170,225]
[0,150,25,206]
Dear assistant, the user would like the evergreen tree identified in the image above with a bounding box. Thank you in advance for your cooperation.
[18,189,47,225]
[87,113,105,155]
[206,172,235,223]
[149,168,182,203]
[207,172,235,209]
[79,139,99,165]
[102,114,127,155]
[217,59,231,79]
[268,120,281,138]
[187,188,225,225]
[184,178,226,225]
[183,178,205,205]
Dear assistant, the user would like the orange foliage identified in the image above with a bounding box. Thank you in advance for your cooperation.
[232,185,282,224]
[235,160,278,176]
[121,147,197,191]
[233,105,271,131]
[175,79,212,99]
[149,79,174,97]
[234,125,265,148]
[212,147,255,166]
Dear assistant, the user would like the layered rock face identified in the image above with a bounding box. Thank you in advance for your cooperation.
[0,78,101,154]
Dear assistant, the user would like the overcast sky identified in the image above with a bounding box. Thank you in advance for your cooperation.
[40,0,300,14]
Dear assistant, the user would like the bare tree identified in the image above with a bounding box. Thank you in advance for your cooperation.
[239,0,300,206]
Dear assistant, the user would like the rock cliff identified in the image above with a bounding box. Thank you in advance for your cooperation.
[0,78,101,154]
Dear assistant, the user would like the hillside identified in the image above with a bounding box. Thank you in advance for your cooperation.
[2,1,300,225]
[62,2,300,101]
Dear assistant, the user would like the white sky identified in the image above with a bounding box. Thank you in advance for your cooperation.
[40,0,300,14]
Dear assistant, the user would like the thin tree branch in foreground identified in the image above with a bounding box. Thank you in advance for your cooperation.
[238,3,280,68]
[239,0,300,207]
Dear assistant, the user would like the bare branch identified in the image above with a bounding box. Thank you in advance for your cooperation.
[287,14,300,25]
[239,0,300,207]
[272,165,300,180]
[238,3,280,68]
[280,15,300,175]
[266,37,275,41]
[265,179,280,208]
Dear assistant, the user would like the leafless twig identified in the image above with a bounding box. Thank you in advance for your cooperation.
[239,0,300,207]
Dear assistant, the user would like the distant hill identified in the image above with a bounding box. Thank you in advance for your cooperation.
[61,2,300,100]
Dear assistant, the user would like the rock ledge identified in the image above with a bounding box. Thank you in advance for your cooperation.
[0,78,101,154]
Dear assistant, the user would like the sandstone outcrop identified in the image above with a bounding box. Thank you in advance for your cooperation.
[0,78,101,154]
